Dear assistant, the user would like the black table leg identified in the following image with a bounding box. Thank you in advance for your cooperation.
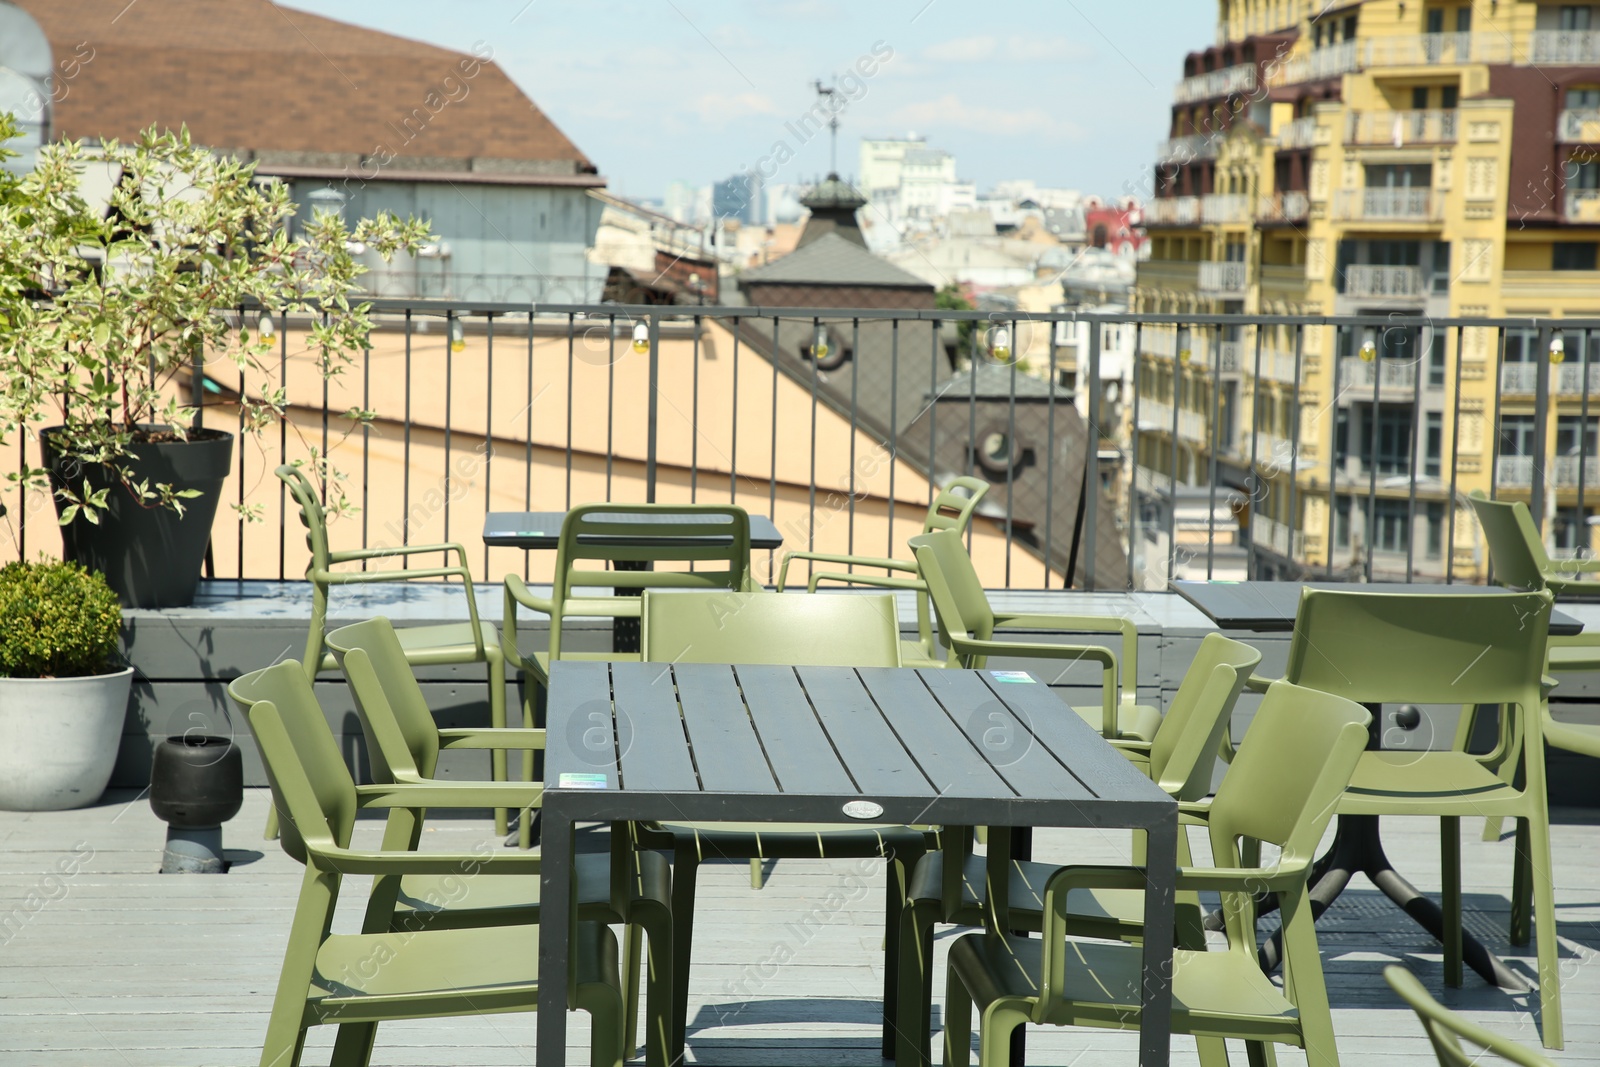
[1008,827,1031,1067]
[612,560,647,653]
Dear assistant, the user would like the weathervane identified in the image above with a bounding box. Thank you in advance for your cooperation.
[813,78,840,175]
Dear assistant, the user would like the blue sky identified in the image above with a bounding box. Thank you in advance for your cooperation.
[282,1,1214,202]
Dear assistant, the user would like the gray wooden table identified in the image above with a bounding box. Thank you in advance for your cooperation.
[482,510,785,550]
[536,661,1180,1067]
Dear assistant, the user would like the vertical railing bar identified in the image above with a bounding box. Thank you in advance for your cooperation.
[401,309,413,572]
[1167,328,1180,585]
[1325,326,1341,580]
[888,318,899,560]
[526,313,538,582]
[1405,321,1424,580]
[1205,327,1220,581]
[1490,327,1506,503]
[1125,321,1141,590]
[966,326,978,555]
[769,317,780,578]
[1287,323,1304,576]
[645,311,659,505]
[730,318,740,505]
[278,308,291,579]
[1246,322,1263,581]
[929,319,939,518]
[443,311,454,562]
[1447,326,1464,583]
[847,316,859,566]
[1531,323,1553,532]
[808,316,820,557]
[1579,331,1592,556]
[483,313,495,578]
[605,314,616,501]
[1046,318,1063,588]
[1365,328,1382,584]
[320,311,330,507]
[360,328,370,571]
[1003,319,1018,589]
[690,314,701,503]
[1085,316,1103,591]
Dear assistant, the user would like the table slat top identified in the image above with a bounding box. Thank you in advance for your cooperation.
[483,511,784,550]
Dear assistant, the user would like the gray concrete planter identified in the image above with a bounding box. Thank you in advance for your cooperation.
[0,668,134,810]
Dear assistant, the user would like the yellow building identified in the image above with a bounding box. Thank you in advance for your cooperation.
[1134,0,1600,583]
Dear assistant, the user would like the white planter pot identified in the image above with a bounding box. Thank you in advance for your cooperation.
[0,668,134,811]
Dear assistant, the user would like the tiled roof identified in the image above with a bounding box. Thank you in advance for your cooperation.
[11,0,597,179]
[740,232,934,289]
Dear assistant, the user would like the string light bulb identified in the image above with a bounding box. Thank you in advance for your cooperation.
[990,326,1012,362]
[257,311,275,343]
[1550,331,1566,365]
[631,320,650,354]
[1359,328,1378,362]
[1177,326,1192,363]
[448,318,466,354]
[813,323,829,362]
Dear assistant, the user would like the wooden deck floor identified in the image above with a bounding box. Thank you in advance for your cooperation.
[2,787,1597,1066]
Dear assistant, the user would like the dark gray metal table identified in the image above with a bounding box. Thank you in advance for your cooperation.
[483,510,785,551]
[535,661,1180,1067]
[1171,578,1566,990]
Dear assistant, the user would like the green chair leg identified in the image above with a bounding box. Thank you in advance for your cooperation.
[488,646,508,837]
[942,965,975,1067]
[328,1022,379,1067]
[750,857,764,889]
[1442,816,1463,988]
[1524,815,1564,1049]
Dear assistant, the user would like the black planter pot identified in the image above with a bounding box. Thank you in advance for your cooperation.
[150,735,243,874]
[43,427,234,608]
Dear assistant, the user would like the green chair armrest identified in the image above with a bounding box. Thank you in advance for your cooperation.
[355,781,543,811]
[437,728,548,750]
[308,842,543,877]
[992,613,1138,703]
[329,541,472,568]
[501,575,553,679]
[951,636,1118,738]
[776,550,916,591]
[1244,673,1277,694]
[319,565,472,586]
[807,571,927,594]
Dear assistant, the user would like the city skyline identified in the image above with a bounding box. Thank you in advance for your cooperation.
[280,0,1213,204]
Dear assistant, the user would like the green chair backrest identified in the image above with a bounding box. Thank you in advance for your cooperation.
[1469,492,1553,591]
[641,591,902,667]
[1386,964,1556,1067]
[1148,633,1261,801]
[276,464,336,677]
[1285,588,1551,708]
[908,529,998,648]
[229,660,360,866]
[1206,680,1371,943]
[326,617,447,782]
[922,476,990,535]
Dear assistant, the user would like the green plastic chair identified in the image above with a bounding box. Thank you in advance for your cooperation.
[1283,586,1563,1050]
[894,631,1262,1067]
[1469,491,1600,765]
[1387,963,1558,1067]
[274,463,511,838]
[637,589,927,1060]
[501,503,755,701]
[940,680,1372,1067]
[909,529,1156,743]
[228,660,625,1067]
[326,617,676,1067]
[776,476,990,667]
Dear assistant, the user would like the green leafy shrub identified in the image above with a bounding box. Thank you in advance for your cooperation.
[0,560,122,678]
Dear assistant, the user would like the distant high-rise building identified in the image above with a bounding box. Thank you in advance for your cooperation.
[712,171,763,224]
[662,180,696,224]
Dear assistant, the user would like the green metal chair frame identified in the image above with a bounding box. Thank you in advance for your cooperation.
[940,680,1371,1067]
[636,589,927,1060]
[1387,963,1558,1067]
[229,660,625,1067]
[326,618,675,1067]
[274,463,511,837]
[909,529,1155,743]
[501,502,755,697]
[1468,488,1600,599]
[1283,586,1564,1050]
[775,476,990,667]
[895,631,1262,1067]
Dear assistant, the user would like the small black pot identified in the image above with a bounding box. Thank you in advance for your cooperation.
[42,426,234,608]
[150,735,243,829]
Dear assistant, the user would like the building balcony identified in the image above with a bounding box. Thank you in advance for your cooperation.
[1265,39,1362,87]
[1275,117,1321,151]
[1217,340,1244,371]
[1341,264,1429,301]
[1139,400,1209,444]
[1198,260,1250,295]
[1143,196,1201,226]
[1259,346,1301,384]
[1363,32,1512,67]
[1566,190,1600,222]
[1201,194,1252,224]
[1158,133,1218,163]
[1558,362,1598,396]
[1333,188,1443,224]
[1251,512,1305,558]
[1174,63,1257,104]
[1501,362,1538,395]
[1529,30,1600,65]
[1497,454,1536,488]
[1346,109,1459,146]
[1554,454,1600,489]
[1258,190,1310,222]
[1340,356,1419,392]
[1558,109,1600,144]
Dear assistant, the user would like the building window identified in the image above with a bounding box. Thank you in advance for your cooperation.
[1557,415,1599,457]
[1560,6,1594,31]
[1367,405,1415,475]
[1334,494,1352,548]
[1425,412,1444,477]
[1441,85,1459,109]
[1427,501,1446,559]
[1570,88,1600,109]
[1375,498,1410,553]
[1500,414,1537,457]
[1412,86,1431,110]
[1554,508,1595,555]
[1553,242,1599,270]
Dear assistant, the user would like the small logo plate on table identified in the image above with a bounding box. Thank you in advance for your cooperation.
[842,800,884,820]
[989,670,1035,684]
[557,772,609,789]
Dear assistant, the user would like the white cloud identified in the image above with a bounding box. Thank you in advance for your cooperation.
[691,91,780,126]
[923,36,997,63]
[890,93,1085,139]
[1003,34,1097,63]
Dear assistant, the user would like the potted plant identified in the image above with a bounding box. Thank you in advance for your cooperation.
[0,118,430,606]
[0,558,131,810]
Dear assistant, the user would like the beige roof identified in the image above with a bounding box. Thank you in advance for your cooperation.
[11,0,599,180]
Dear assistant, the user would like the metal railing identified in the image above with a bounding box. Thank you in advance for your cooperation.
[1276,116,1321,150]
[1174,63,1257,104]
[5,305,1598,593]
[1363,32,1511,66]
[1199,261,1250,295]
[1347,109,1459,146]
[1201,194,1252,225]
[1530,30,1600,65]
[1567,190,1600,223]
[1334,188,1442,222]
[1559,109,1600,144]
[1258,190,1310,222]
[1143,196,1201,226]
[1342,265,1429,300]
[1266,39,1362,87]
